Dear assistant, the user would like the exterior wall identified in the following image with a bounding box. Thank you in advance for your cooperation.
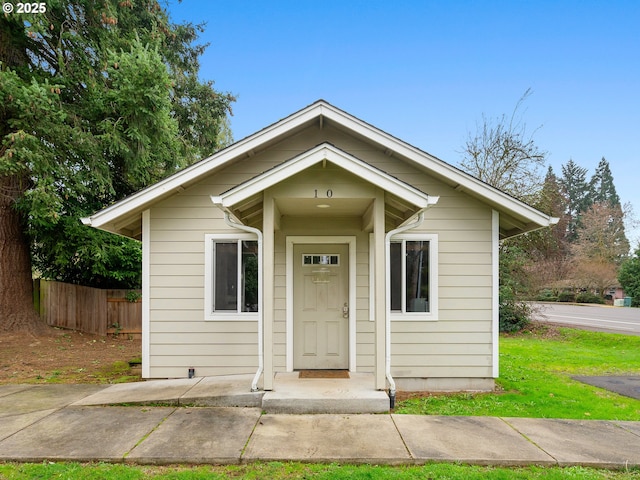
[390,204,493,380]
[146,122,495,385]
[309,125,495,382]
[147,169,267,378]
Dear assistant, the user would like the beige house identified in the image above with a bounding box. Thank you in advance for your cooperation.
[83,100,556,399]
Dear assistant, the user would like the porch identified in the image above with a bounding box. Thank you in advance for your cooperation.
[262,372,390,414]
[73,373,391,414]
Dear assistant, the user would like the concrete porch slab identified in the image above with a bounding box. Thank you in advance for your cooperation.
[262,372,389,414]
[0,385,35,399]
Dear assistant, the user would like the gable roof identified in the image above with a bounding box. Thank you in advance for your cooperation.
[82,100,557,239]
[212,142,438,210]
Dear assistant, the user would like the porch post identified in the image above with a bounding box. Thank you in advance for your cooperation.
[262,192,275,390]
[373,188,387,390]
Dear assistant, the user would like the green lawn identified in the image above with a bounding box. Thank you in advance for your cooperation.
[395,326,640,420]
[0,462,639,479]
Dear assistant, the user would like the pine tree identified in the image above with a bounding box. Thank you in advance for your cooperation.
[560,159,590,241]
[590,157,621,207]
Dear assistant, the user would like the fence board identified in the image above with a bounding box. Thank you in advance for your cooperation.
[35,280,141,337]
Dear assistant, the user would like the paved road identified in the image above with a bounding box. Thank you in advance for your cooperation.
[533,302,640,335]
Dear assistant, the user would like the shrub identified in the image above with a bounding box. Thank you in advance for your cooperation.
[499,285,531,332]
[576,292,605,304]
[557,291,576,302]
[536,289,557,302]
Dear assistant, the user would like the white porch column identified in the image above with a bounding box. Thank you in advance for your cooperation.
[262,192,275,390]
[373,188,387,390]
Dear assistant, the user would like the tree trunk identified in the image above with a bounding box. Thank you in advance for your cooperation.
[0,175,46,333]
[0,18,47,333]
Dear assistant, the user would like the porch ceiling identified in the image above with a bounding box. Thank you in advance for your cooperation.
[229,191,420,231]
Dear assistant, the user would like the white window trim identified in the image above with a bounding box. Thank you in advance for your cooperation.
[390,233,439,321]
[204,233,260,321]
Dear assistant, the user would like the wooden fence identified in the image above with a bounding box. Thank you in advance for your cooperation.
[34,279,142,338]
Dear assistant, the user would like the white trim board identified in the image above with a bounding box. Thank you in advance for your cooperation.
[492,209,500,378]
[141,209,150,378]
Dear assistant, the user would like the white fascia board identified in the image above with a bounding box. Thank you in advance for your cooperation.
[319,104,555,228]
[213,143,434,209]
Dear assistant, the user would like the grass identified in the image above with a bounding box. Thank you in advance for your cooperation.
[0,462,639,479]
[36,360,140,384]
[395,326,640,420]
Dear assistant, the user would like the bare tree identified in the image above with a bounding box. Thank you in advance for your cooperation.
[459,89,547,202]
[571,202,629,265]
[569,260,618,297]
[568,202,629,295]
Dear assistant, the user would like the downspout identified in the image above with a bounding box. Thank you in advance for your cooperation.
[384,209,429,408]
[211,198,264,393]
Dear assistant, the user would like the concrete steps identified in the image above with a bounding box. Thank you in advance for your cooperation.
[261,372,390,414]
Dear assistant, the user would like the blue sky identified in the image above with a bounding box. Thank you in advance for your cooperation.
[168,0,640,243]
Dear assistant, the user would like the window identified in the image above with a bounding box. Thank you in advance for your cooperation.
[302,254,340,265]
[205,234,259,319]
[389,234,438,318]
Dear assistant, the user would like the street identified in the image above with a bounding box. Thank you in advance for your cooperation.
[533,302,640,336]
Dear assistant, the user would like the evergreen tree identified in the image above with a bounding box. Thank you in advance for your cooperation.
[590,157,621,207]
[513,167,571,293]
[619,248,640,307]
[560,159,590,241]
[0,0,235,331]
[532,166,570,258]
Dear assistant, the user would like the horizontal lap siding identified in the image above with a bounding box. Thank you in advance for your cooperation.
[273,234,286,369]
[321,128,495,380]
[397,192,493,378]
[146,125,496,380]
[355,235,374,371]
[148,163,273,379]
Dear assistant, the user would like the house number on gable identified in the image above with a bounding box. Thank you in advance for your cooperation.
[314,189,333,198]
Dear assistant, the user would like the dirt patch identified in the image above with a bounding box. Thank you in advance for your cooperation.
[503,321,566,340]
[0,325,141,385]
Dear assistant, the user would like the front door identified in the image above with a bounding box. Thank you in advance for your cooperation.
[293,244,349,369]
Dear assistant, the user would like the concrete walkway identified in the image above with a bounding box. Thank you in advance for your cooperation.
[1,379,640,468]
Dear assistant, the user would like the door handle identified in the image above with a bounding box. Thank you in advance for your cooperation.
[343,302,349,318]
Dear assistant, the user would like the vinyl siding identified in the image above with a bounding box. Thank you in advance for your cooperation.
[147,122,495,380]
[147,172,261,378]
[314,125,494,379]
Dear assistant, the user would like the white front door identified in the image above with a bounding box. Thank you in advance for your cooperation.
[293,244,349,369]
